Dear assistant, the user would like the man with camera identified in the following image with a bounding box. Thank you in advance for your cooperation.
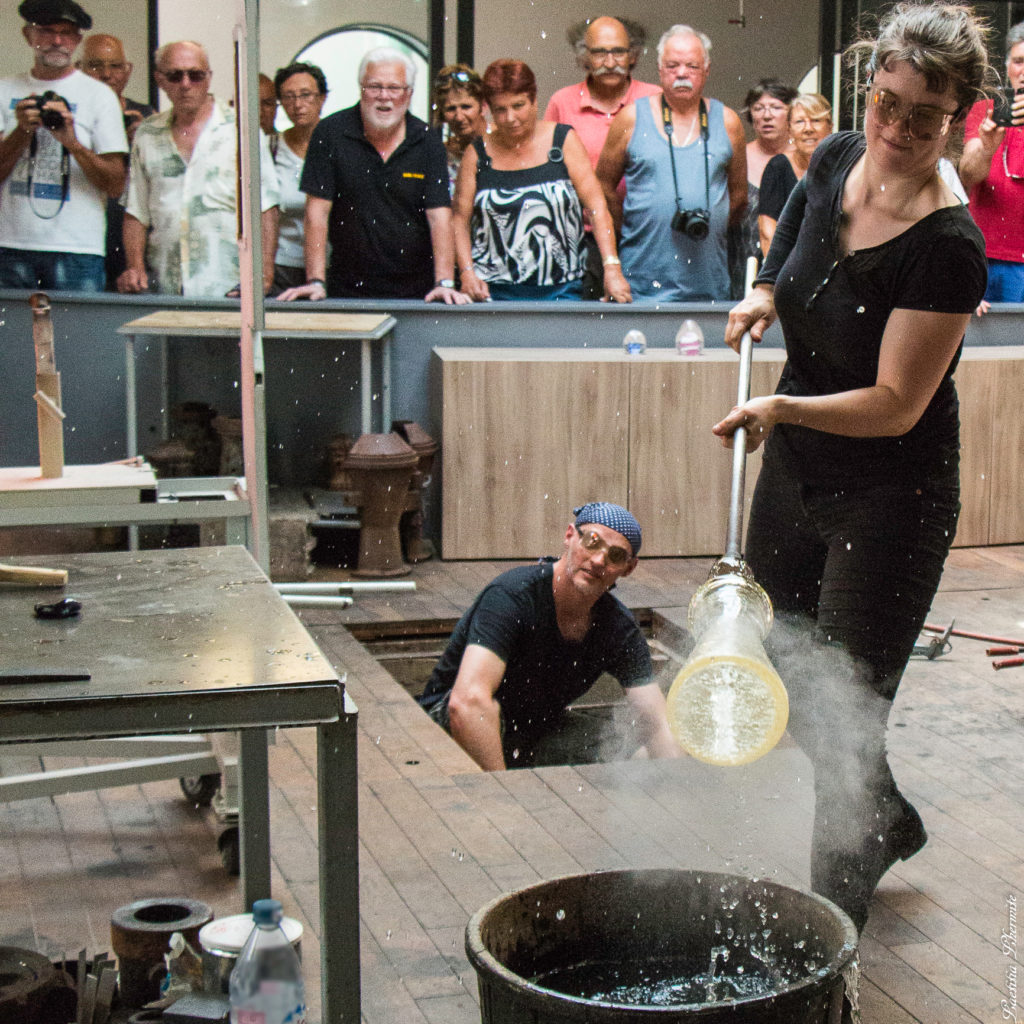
[0,0,127,292]
[595,24,746,302]
[78,33,154,290]
[959,22,1024,307]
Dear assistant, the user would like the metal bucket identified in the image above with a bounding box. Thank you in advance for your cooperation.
[466,869,857,1023]
[198,913,303,994]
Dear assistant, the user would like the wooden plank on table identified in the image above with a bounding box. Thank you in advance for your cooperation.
[0,463,157,507]
[119,310,393,336]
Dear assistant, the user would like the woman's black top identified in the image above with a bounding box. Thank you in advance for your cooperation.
[754,132,987,486]
[759,153,799,221]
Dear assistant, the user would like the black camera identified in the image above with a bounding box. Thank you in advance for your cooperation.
[34,91,68,131]
[992,85,1024,128]
[671,207,710,241]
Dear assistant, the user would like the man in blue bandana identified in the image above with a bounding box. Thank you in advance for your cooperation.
[418,502,680,770]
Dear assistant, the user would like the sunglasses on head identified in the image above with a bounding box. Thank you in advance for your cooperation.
[161,68,209,84]
[436,69,476,86]
[575,527,632,566]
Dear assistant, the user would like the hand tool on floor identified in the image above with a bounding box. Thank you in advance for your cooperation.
[665,269,789,766]
[912,620,954,659]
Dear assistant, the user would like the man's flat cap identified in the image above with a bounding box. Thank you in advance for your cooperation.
[19,0,93,29]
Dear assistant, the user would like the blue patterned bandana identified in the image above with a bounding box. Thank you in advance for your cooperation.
[573,502,642,556]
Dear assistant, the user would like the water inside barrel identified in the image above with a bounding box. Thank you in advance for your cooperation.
[532,955,777,1006]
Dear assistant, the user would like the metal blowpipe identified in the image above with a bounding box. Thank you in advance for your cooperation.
[665,260,789,766]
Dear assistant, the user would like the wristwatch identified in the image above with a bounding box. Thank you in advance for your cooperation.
[435,278,455,288]
[306,278,326,290]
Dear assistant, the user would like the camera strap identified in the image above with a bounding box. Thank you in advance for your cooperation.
[662,96,710,217]
[26,130,71,220]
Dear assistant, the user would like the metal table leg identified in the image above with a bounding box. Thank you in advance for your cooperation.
[318,690,360,1023]
[239,727,271,910]
[381,331,391,432]
[360,338,372,436]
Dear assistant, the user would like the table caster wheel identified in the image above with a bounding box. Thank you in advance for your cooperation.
[218,826,240,875]
[179,773,221,806]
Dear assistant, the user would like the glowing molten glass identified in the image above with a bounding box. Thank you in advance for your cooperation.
[667,565,788,766]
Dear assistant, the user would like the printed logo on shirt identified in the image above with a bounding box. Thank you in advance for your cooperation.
[402,172,424,179]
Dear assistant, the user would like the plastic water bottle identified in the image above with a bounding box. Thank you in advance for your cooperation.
[229,900,306,1024]
[675,319,704,356]
[623,329,647,356]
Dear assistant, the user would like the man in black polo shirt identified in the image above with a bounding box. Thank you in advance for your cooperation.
[278,46,468,303]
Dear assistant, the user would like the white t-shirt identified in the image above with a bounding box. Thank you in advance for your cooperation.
[0,70,127,255]
[273,135,307,269]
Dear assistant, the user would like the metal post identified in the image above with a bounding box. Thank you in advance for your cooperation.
[235,0,270,570]
[319,692,360,1023]
[238,727,271,909]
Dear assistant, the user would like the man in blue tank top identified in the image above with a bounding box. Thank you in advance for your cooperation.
[596,25,747,301]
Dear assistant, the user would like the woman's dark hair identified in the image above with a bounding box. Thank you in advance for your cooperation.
[742,78,798,123]
[846,1,998,110]
[481,59,537,104]
[274,62,328,99]
[431,63,485,125]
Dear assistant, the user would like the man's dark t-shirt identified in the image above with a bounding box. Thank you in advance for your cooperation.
[418,561,652,762]
[300,104,450,298]
[106,97,154,289]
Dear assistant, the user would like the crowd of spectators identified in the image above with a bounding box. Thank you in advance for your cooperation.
[1,0,1021,305]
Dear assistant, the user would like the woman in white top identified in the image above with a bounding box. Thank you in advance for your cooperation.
[271,62,328,294]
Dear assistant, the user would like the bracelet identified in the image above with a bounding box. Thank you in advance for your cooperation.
[306,278,326,289]
[602,255,621,267]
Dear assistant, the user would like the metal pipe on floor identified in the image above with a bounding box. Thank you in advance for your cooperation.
[280,595,354,608]
[274,582,417,594]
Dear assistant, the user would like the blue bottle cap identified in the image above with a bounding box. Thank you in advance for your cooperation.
[252,899,283,925]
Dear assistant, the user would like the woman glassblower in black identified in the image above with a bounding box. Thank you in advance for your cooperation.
[713,1,996,931]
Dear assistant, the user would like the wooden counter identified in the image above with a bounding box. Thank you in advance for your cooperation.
[435,345,1024,558]
[434,347,785,557]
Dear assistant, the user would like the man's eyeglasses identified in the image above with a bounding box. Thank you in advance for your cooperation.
[868,86,958,141]
[83,61,128,74]
[280,90,320,104]
[160,68,210,84]
[575,527,632,566]
[361,83,410,98]
[587,47,630,59]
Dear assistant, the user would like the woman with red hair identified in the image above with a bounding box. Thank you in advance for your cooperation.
[453,59,630,301]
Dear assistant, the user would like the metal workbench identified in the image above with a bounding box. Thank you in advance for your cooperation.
[0,545,359,1024]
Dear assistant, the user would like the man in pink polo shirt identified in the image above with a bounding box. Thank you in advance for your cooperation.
[545,16,658,298]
